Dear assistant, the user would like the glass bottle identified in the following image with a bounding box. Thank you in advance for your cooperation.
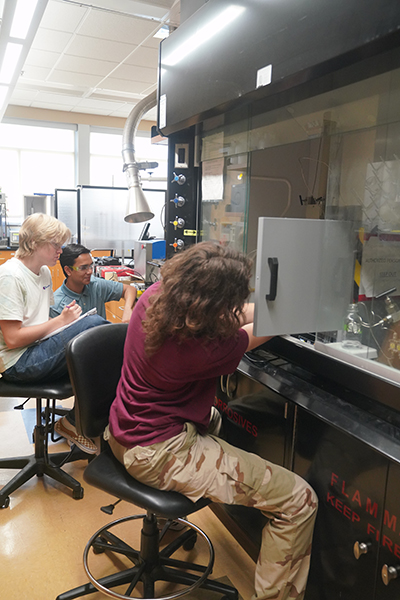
[342,303,363,348]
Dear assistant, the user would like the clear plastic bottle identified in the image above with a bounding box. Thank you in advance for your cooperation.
[342,303,363,348]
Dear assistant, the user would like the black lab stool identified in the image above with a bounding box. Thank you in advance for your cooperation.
[56,323,238,600]
[0,376,87,508]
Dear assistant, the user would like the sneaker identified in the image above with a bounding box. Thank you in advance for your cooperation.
[54,416,97,454]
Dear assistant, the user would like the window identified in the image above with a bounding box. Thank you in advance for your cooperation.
[90,130,167,189]
[0,122,75,221]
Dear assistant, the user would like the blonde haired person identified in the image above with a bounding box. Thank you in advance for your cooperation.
[0,213,107,453]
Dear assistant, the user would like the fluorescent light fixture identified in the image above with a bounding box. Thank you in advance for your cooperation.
[0,0,48,122]
[0,86,9,108]
[10,0,39,40]
[163,5,245,67]
[0,43,23,84]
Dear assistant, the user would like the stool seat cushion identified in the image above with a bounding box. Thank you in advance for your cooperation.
[0,376,72,399]
[84,446,210,519]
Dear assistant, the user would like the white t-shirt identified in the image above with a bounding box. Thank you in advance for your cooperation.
[0,257,53,372]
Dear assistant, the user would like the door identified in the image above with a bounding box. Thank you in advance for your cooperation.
[376,461,400,599]
[254,218,355,336]
[213,370,295,558]
[293,408,388,600]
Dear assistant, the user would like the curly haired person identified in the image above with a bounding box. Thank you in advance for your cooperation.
[106,241,318,600]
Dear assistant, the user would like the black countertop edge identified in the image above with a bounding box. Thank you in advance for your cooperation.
[265,336,400,411]
[238,355,400,465]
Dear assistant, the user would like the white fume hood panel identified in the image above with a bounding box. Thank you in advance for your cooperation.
[254,218,354,336]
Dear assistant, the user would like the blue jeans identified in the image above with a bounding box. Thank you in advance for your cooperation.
[2,314,107,424]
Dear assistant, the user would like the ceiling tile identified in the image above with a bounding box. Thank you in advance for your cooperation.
[141,36,163,50]
[111,64,157,84]
[9,88,39,102]
[109,109,133,118]
[24,48,60,69]
[65,34,137,62]
[77,11,159,44]
[8,100,33,108]
[70,106,112,116]
[140,82,158,96]
[39,0,88,33]
[98,78,151,94]
[34,91,83,105]
[84,0,174,20]
[20,66,53,81]
[55,55,118,77]
[31,28,73,53]
[75,97,127,111]
[47,69,105,88]
[3,0,180,118]
[30,101,76,111]
[144,106,157,120]
[124,46,159,68]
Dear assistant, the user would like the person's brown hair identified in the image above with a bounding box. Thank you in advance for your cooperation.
[16,213,71,258]
[143,241,252,355]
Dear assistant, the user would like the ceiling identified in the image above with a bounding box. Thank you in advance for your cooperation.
[2,0,181,122]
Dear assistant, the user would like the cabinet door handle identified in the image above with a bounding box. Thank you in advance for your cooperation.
[353,541,371,559]
[220,375,227,394]
[226,372,238,399]
[265,257,278,301]
[382,564,400,585]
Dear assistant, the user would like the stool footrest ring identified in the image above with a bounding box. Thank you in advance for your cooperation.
[83,514,215,600]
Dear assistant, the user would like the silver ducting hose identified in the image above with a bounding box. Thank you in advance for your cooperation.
[122,90,157,223]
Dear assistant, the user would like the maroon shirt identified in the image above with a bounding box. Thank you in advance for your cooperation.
[108,281,248,448]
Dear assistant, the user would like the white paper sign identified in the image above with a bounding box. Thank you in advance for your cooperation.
[256,64,272,88]
[202,158,224,201]
[159,94,167,130]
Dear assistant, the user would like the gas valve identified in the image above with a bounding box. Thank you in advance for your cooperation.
[170,193,185,207]
[171,172,186,185]
[170,216,185,231]
[170,238,184,252]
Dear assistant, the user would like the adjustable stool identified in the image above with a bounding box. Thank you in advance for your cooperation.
[56,323,239,600]
[57,446,238,600]
[0,376,87,509]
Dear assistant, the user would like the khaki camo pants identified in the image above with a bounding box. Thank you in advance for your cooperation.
[105,422,318,600]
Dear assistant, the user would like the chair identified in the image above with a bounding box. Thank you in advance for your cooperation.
[57,323,238,600]
[0,376,88,509]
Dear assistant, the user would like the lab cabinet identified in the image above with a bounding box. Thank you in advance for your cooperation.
[375,462,400,599]
[212,355,400,600]
[49,263,64,291]
[105,299,125,323]
[217,370,294,468]
[212,368,295,560]
[293,408,387,600]
[295,411,400,600]
[0,250,15,266]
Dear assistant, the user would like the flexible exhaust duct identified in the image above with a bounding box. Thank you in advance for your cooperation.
[122,90,158,223]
